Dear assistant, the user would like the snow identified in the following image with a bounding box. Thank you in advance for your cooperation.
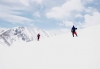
[0,28,6,34]
[0,25,100,69]
[0,27,55,46]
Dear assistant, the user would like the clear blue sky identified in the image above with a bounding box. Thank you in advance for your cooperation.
[0,0,100,34]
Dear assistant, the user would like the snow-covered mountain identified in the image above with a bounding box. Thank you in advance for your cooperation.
[0,28,7,34]
[0,25,100,69]
[0,27,55,46]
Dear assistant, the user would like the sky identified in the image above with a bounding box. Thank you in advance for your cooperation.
[0,0,100,34]
[0,24,100,69]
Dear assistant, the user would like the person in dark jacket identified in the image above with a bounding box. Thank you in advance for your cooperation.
[71,25,78,37]
[37,33,40,41]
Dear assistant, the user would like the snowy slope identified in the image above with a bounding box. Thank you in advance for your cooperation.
[0,27,55,46]
[0,28,7,34]
[0,25,100,69]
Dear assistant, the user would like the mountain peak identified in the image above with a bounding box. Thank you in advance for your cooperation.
[0,27,55,46]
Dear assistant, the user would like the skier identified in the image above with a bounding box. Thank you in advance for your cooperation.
[71,25,78,37]
[37,33,40,41]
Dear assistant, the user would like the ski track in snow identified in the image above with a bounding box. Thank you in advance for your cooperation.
[0,25,100,69]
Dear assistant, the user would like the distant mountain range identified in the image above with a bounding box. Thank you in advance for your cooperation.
[0,27,55,46]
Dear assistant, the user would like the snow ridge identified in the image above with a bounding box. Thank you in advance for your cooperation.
[0,27,55,46]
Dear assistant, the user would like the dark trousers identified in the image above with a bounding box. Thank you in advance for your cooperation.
[37,37,40,41]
